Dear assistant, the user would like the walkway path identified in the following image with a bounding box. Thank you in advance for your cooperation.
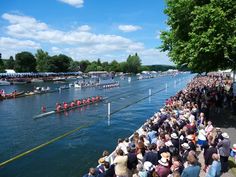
[197,107,236,177]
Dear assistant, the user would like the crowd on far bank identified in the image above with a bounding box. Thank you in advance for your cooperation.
[83,74,236,177]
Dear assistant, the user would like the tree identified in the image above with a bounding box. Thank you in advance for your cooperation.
[140,65,150,72]
[79,60,90,72]
[110,60,120,72]
[0,58,5,72]
[126,53,142,73]
[47,54,72,72]
[5,56,15,69]
[85,62,98,72]
[102,61,109,71]
[97,58,102,66]
[15,51,37,72]
[35,49,49,72]
[160,0,236,73]
[120,62,128,73]
[69,61,80,72]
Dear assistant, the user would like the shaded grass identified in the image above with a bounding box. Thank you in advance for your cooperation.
[229,157,236,176]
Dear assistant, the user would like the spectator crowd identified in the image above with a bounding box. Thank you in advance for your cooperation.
[83,74,235,177]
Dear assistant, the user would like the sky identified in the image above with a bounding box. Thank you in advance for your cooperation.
[0,0,173,65]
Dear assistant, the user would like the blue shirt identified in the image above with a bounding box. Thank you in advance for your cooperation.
[181,165,200,177]
[206,160,221,177]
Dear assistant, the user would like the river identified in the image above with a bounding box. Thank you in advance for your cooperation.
[0,73,193,177]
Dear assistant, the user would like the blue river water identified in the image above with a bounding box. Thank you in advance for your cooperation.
[0,73,193,177]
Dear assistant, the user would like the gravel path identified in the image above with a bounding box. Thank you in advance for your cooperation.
[197,107,236,177]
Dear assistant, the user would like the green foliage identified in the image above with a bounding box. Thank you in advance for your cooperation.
[8,49,169,73]
[5,56,15,69]
[69,61,80,72]
[35,49,49,72]
[110,60,120,72]
[101,61,109,71]
[47,54,72,72]
[85,62,98,72]
[0,58,5,72]
[160,0,236,73]
[78,60,90,72]
[15,51,36,72]
[126,53,142,73]
[148,65,176,71]
[120,62,128,73]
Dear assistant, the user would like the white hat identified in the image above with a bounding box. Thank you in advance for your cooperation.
[181,143,190,150]
[171,133,178,139]
[232,144,236,152]
[165,141,173,147]
[144,161,154,171]
[158,157,169,166]
[222,132,229,139]
[186,135,193,140]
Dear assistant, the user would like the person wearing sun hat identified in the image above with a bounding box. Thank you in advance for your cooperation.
[230,144,236,163]
[144,161,155,177]
[217,132,231,173]
[171,132,179,150]
[155,155,171,177]
[180,143,190,163]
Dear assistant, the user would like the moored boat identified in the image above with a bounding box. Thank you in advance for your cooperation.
[0,80,11,86]
[31,78,44,83]
[12,79,27,85]
[4,91,25,99]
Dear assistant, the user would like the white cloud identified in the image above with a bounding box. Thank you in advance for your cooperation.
[2,13,143,49]
[58,0,84,8]
[77,25,91,31]
[1,13,173,65]
[0,37,40,49]
[118,25,142,32]
[0,37,40,59]
[156,31,161,39]
[139,49,173,65]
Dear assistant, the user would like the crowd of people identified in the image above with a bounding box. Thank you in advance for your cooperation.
[83,74,235,177]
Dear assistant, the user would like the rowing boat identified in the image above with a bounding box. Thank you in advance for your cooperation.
[33,97,107,119]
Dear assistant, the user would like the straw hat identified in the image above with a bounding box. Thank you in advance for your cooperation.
[161,152,171,160]
[98,157,105,164]
[181,143,190,150]
[171,133,178,139]
[222,132,229,139]
[232,144,236,152]
[158,157,169,166]
[144,161,154,171]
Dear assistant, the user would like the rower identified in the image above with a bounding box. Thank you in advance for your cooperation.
[63,102,68,110]
[96,96,99,101]
[70,101,75,107]
[77,100,81,106]
[86,97,91,104]
[82,99,87,105]
[41,106,46,113]
[56,104,62,112]
[91,97,95,102]
[13,90,16,98]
